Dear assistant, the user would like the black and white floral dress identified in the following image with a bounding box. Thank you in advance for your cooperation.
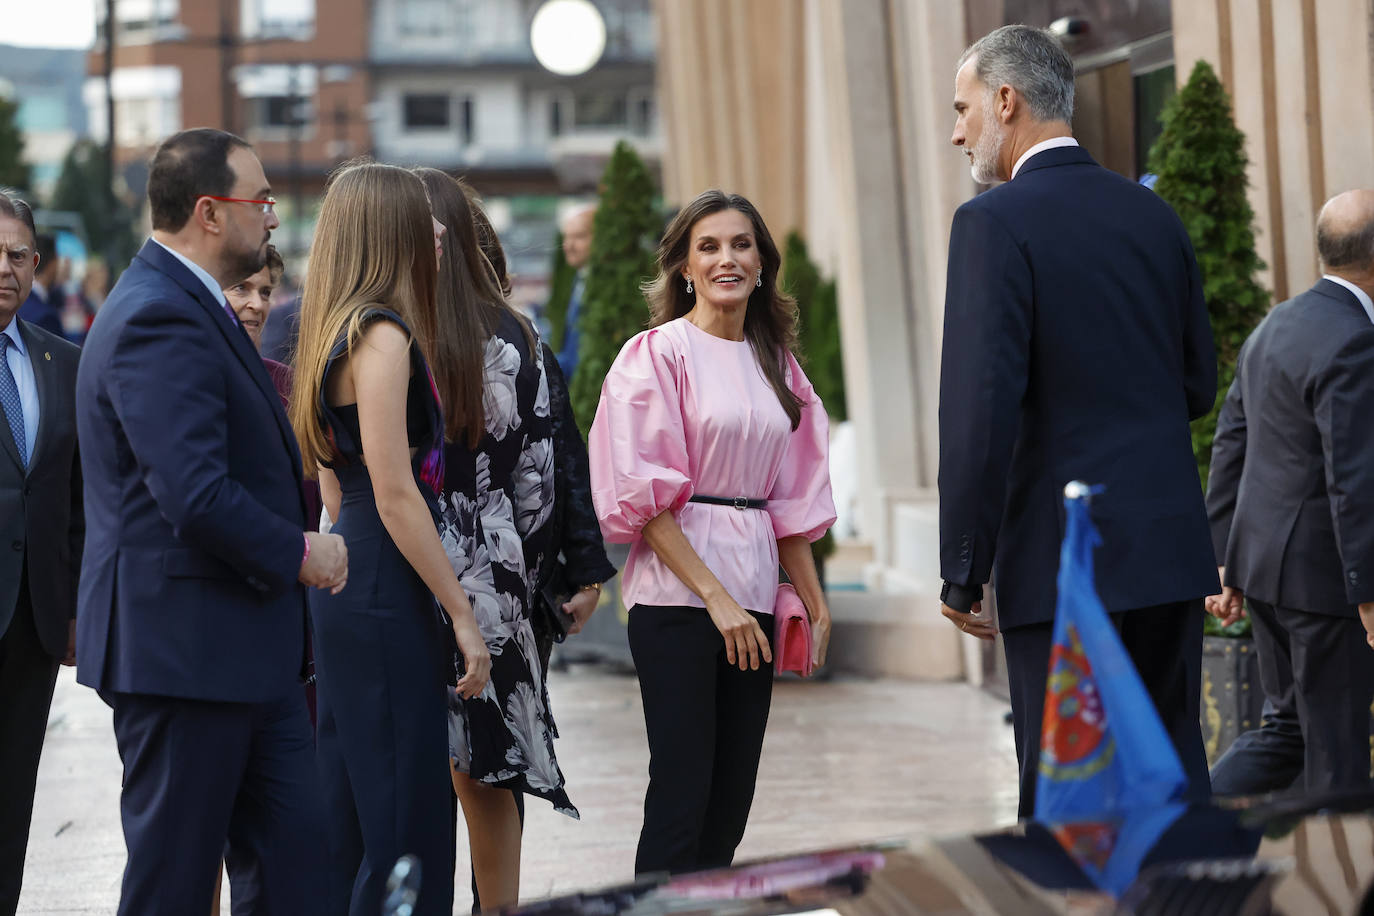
[440,310,577,817]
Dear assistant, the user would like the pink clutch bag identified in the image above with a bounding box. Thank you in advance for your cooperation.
[773,583,813,677]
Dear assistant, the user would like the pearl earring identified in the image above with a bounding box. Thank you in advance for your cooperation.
[686,277,693,294]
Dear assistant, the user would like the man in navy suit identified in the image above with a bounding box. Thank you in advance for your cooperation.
[936,25,1218,818]
[1206,190,1374,796]
[0,192,83,916]
[76,128,347,915]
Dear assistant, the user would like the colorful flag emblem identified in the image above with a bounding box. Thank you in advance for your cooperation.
[1035,483,1188,820]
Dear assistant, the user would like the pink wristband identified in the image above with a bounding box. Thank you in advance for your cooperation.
[302,532,311,568]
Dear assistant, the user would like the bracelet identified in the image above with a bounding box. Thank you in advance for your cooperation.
[578,582,602,594]
[302,532,311,568]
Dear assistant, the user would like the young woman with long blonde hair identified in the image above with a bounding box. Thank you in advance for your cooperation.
[288,161,490,915]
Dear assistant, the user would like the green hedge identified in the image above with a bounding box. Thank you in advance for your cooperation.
[568,141,660,432]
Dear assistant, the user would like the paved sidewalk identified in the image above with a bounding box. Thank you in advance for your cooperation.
[19,667,1019,914]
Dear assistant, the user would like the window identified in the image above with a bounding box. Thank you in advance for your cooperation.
[628,88,655,136]
[573,93,628,129]
[241,0,314,39]
[1134,65,1175,180]
[403,94,450,130]
[236,65,317,133]
[398,0,464,38]
[83,66,181,146]
[96,0,179,41]
[253,96,313,130]
[459,97,475,145]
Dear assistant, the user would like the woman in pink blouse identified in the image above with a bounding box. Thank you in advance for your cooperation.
[589,189,836,876]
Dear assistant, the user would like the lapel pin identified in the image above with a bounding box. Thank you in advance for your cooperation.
[44,352,51,361]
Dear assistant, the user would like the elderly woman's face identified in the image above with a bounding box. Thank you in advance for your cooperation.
[681,208,762,313]
[223,264,276,350]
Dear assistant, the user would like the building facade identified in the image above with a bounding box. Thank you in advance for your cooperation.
[0,45,89,198]
[367,0,657,296]
[654,0,1374,682]
[86,0,372,255]
[85,0,658,288]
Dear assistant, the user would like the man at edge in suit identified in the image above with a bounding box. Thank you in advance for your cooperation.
[1206,189,1374,796]
[936,25,1218,818]
[76,128,347,915]
[554,203,595,381]
[17,233,63,338]
[0,191,82,916]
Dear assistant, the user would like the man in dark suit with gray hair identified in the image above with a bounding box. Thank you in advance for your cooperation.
[1206,189,1374,796]
[936,24,1219,819]
[0,189,82,916]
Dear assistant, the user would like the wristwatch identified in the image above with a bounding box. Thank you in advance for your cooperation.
[941,580,979,613]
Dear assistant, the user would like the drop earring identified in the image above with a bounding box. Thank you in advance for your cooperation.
[756,272,762,288]
[686,277,693,294]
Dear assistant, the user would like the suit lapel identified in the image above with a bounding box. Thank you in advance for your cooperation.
[137,242,307,487]
[17,320,56,474]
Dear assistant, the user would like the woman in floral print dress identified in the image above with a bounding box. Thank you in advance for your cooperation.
[415,169,575,912]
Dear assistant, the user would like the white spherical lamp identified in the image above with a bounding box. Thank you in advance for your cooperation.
[530,0,607,77]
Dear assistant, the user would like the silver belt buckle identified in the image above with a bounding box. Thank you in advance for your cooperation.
[733,496,748,510]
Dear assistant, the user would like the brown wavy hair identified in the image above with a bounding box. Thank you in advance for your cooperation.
[413,168,534,447]
[289,161,439,474]
[643,190,802,429]
[461,179,513,298]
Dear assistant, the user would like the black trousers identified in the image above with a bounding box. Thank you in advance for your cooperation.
[1002,598,1211,820]
[1210,598,1374,796]
[628,604,773,876]
[108,690,324,916]
[0,576,59,916]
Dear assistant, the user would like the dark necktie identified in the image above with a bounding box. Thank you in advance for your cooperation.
[0,335,29,466]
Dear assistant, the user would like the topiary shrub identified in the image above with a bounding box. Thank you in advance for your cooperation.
[781,231,847,423]
[781,230,848,572]
[543,229,575,352]
[568,140,659,432]
[1145,60,1270,487]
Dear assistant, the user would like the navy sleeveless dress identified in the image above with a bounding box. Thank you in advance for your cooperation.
[309,309,455,916]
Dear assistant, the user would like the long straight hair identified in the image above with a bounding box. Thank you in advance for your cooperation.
[643,190,803,429]
[413,168,534,447]
[289,161,439,474]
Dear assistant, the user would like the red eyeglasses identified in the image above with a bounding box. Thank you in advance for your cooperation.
[201,194,277,214]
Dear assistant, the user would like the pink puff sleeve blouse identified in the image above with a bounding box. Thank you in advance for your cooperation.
[589,317,836,614]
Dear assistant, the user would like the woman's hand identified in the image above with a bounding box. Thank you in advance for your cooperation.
[451,615,491,700]
[705,591,772,671]
[562,587,600,635]
[807,595,832,670]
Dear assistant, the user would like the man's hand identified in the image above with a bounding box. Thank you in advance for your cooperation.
[1205,566,1246,626]
[1360,602,1374,650]
[61,619,76,667]
[562,587,601,636]
[942,600,996,641]
[300,531,348,595]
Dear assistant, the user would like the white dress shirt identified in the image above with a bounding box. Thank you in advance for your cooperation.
[1322,274,1374,326]
[1,318,40,466]
[151,237,231,312]
[1011,136,1080,179]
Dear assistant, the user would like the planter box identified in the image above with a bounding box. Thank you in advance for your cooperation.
[1200,635,1264,767]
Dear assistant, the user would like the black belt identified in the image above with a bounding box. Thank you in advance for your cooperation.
[688,494,768,510]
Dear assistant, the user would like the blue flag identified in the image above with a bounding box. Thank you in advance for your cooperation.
[1034,484,1188,823]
